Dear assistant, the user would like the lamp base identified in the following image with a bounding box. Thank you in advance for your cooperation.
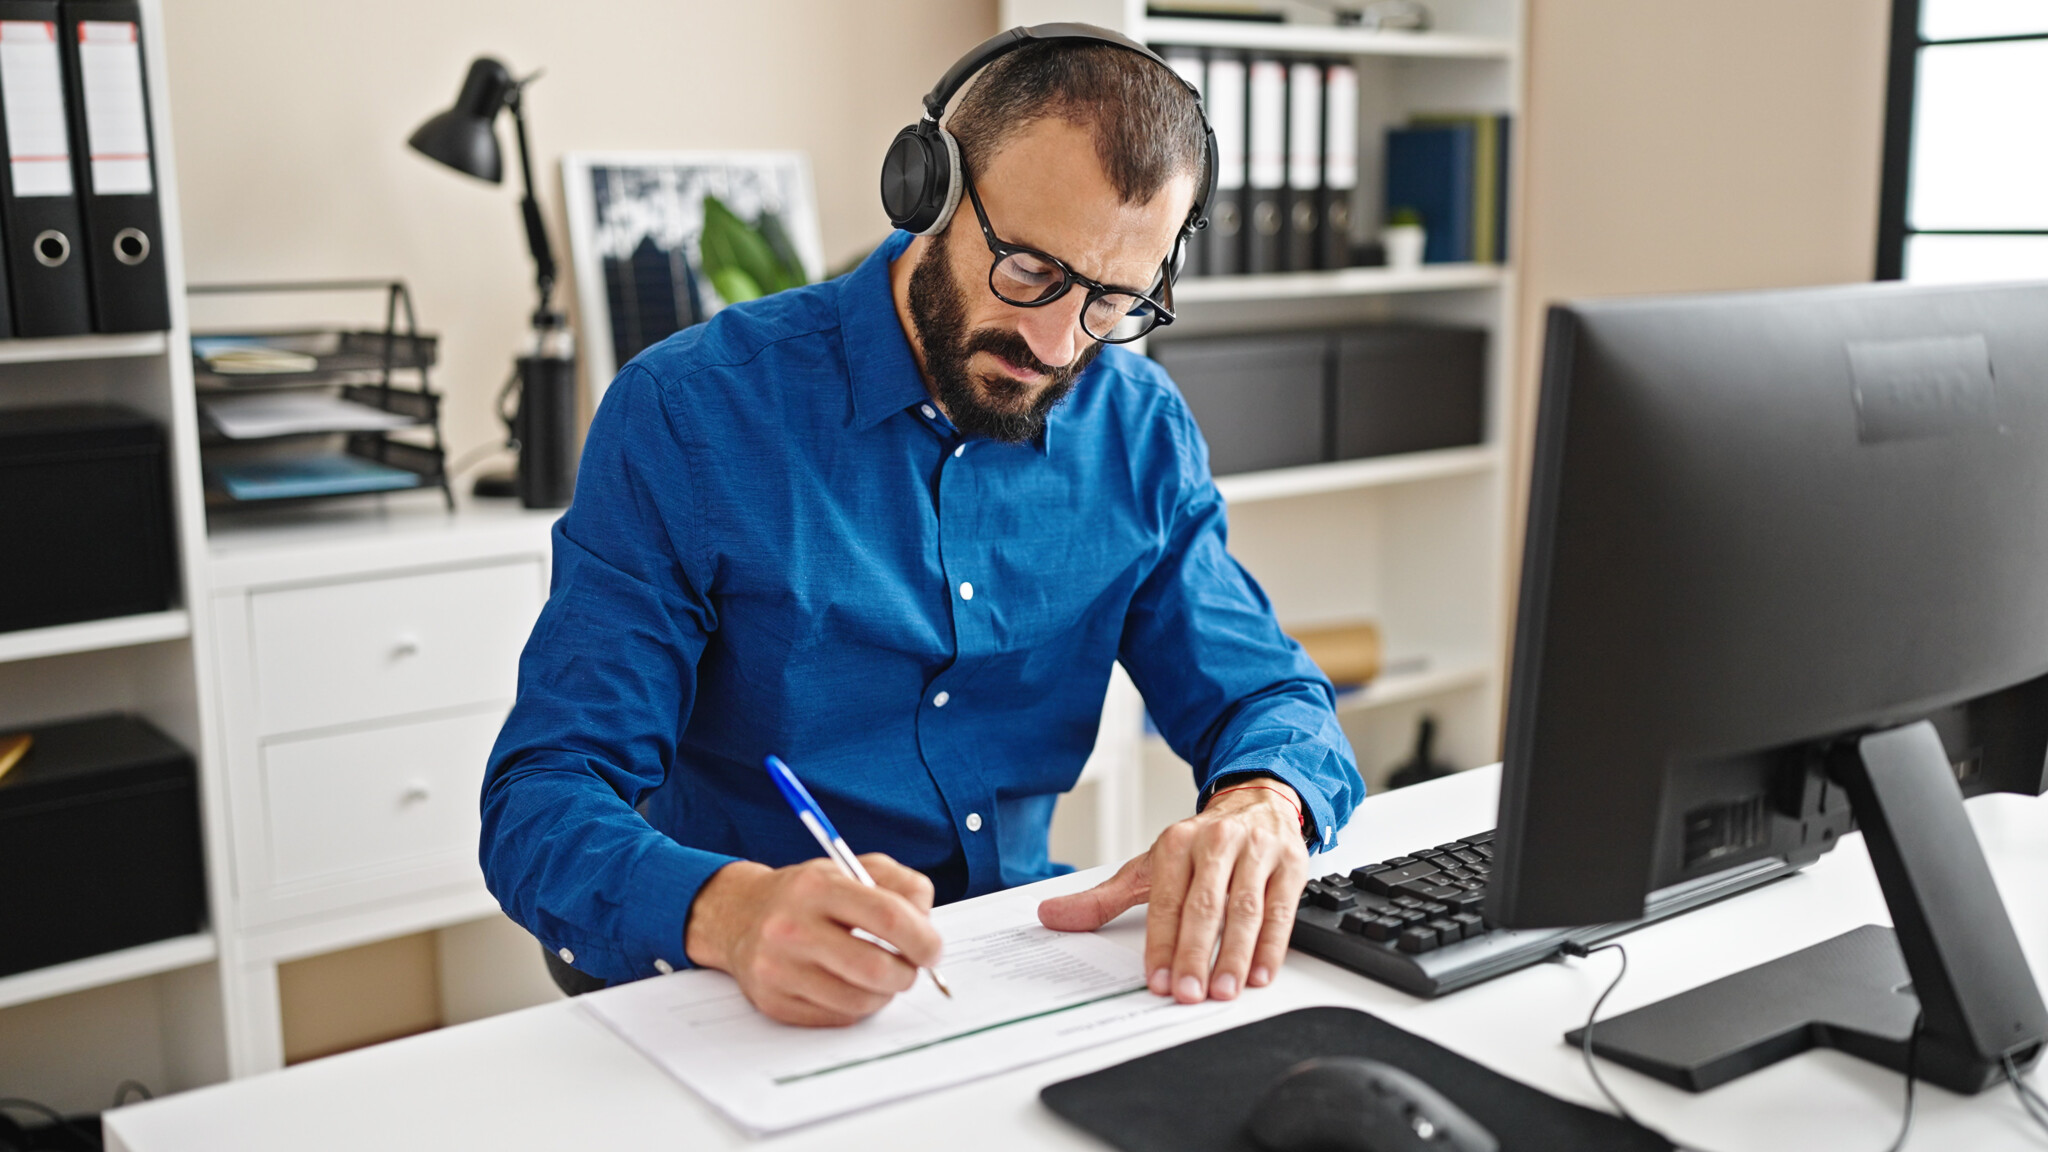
[472,470,518,499]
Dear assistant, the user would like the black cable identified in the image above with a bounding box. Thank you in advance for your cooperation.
[0,1099,97,1148]
[1563,941,1654,1130]
[2005,1054,2048,1138]
[1882,1013,1921,1152]
[110,1080,153,1107]
[1559,943,1921,1152]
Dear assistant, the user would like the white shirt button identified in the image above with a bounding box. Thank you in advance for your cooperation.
[558,947,575,965]
[920,404,937,419]
[959,581,974,601]
[933,691,950,708]
[953,444,964,457]
[653,958,674,975]
[965,812,983,832]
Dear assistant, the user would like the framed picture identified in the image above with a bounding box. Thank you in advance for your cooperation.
[561,151,825,404]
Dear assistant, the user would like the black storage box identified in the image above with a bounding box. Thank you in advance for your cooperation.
[0,714,205,977]
[1150,332,1327,476]
[1149,324,1486,478]
[1333,324,1488,460]
[0,405,179,633]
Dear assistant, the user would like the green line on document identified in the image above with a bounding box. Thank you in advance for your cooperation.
[771,983,1151,1085]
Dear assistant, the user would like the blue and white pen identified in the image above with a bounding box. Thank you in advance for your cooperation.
[764,754,953,998]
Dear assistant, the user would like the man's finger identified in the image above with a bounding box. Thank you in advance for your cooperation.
[777,955,896,1020]
[1037,851,1151,933]
[1140,825,1198,997]
[1207,850,1272,1001]
[1168,826,1238,1003]
[810,921,921,996]
[1249,863,1304,989]
[860,853,936,912]
[824,875,945,969]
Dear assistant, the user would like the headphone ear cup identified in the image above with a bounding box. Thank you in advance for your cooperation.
[924,127,964,236]
[879,122,964,236]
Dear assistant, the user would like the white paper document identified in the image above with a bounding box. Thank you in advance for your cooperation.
[201,392,416,439]
[582,882,1228,1134]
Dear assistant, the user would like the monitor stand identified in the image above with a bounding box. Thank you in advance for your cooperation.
[1566,720,2047,1095]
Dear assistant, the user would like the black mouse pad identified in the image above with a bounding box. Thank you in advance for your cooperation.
[1040,1006,1673,1152]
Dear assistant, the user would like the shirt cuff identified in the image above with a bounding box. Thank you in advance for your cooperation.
[551,839,741,985]
[1198,754,1342,854]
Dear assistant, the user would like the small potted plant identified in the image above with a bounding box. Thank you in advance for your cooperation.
[1382,206,1426,272]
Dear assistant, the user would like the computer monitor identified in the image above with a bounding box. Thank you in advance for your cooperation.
[1488,279,2048,1095]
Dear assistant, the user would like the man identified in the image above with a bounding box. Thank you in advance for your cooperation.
[481,33,1363,1028]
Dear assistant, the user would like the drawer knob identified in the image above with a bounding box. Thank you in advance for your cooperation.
[392,634,423,659]
[401,779,433,803]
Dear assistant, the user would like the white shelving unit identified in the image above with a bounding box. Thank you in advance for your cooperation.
[0,610,192,665]
[1014,0,1523,865]
[0,0,230,1113]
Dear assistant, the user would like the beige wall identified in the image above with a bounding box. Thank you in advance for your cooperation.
[163,0,998,474]
[1506,0,1894,632]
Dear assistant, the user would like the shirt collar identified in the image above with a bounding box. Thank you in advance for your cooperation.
[839,231,932,434]
[838,230,1072,457]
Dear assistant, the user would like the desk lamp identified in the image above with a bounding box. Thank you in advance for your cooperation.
[408,56,577,508]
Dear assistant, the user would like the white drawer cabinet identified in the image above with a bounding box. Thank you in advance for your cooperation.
[217,560,542,927]
[249,562,539,736]
[253,705,507,915]
[204,507,559,1074]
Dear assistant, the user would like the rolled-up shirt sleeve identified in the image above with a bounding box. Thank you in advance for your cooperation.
[1117,403,1365,851]
[480,363,734,983]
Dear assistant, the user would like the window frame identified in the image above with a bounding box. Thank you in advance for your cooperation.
[1877,0,2048,280]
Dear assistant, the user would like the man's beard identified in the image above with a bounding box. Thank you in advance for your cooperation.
[906,234,1102,444]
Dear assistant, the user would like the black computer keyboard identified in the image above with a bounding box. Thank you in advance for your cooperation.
[1291,829,1801,998]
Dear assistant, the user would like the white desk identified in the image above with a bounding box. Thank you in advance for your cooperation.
[105,766,2048,1151]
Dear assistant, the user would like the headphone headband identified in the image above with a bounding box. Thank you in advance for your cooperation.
[881,21,1214,273]
[919,23,1200,123]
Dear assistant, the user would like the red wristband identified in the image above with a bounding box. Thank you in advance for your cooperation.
[1208,782,1304,829]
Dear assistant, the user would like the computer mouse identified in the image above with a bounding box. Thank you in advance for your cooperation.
[1244,1056,1499,1152]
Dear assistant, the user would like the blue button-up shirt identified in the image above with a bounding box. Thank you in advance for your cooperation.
[482,231,1363,984]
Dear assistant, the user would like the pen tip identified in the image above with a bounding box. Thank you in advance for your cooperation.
[930,969,953,998]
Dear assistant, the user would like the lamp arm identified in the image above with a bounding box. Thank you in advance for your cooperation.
[507,91,559,327]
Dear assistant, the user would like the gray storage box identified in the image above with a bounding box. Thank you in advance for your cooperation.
[1332,325,1487,460]
[1150,332,1326,476]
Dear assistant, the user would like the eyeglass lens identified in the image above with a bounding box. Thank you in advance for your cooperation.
[990,251,1161,343]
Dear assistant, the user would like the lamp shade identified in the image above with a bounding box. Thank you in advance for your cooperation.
[406,56,516,183]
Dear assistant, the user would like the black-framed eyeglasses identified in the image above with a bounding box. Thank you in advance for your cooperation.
[962,168,1177,345]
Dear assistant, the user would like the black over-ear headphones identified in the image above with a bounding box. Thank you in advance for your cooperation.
[878,22,1218,283]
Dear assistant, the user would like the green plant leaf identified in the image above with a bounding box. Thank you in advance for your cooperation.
[709,266,763,304]
[701,194,799,304]
[755,210,808,291]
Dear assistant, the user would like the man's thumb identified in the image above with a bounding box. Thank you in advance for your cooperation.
[1037,852,1151,932]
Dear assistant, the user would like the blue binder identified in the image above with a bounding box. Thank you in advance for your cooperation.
[1384,124,1475,264]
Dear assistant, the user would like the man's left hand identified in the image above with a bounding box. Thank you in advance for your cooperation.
[1037,779,1310,1002]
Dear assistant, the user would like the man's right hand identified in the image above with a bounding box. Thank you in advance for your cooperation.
[683,854,942,1027]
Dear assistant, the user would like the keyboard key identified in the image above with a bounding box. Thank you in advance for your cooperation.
[1448,891,1487,913]
[1451,912,1486,938]
[1396,908,1428,923]
[1436,843,1469,854]
[1339,910,1378,935]
[1308,886,1357,911]
[1391,895,1423,910]
[1427,917,1465,942]
[1365,862,1443,896]
[1452,849,1482,865]
[1397,926,1440,953]
[1466,831,1496,844]
[1404,882,1463,902]
[1323,873,1353,888]
[1383,856,1416,867]
[1363,917,1403,941]
[1419,901,1449,916]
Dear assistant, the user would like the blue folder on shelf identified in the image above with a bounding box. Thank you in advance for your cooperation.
[210,455,419,501]
[1384,124,1476,264]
